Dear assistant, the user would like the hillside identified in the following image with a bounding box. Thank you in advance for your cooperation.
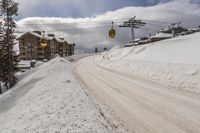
[96,33,200,93]
[0,57,115,133]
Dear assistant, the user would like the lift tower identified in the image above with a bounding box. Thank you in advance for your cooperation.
[119,17,146,46]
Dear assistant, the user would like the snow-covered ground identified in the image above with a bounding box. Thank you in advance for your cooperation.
[0,57,117,133]
[18,60,43,68]
[1,60,43,93]
[96,33,200,94]
[76,56,200,133]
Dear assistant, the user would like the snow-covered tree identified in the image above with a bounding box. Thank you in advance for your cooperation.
[0,0,18,89]
[0,23,2,93]
[0,21,4,93]
[0,20,6,92]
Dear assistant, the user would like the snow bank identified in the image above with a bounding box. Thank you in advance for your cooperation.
[0,57,112,133]
[96,33,200,94]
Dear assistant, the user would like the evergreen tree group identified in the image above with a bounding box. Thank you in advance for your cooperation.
[0,0,18,92]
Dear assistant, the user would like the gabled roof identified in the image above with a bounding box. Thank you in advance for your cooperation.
[17,32,41,40]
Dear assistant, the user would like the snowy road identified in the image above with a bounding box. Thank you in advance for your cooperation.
[75,56,200,133]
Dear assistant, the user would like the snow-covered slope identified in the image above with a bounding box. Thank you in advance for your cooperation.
[101,33,200,64]
[96,33,200,93]
[0,57,113,133]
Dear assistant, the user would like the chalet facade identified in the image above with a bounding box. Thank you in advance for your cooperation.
[17,31,75,60]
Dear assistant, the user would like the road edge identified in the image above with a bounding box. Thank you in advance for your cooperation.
[73,59,133,133]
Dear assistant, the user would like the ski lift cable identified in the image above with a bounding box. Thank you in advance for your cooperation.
[16,17,171,27]
[15,22,121,30]
[16,21,167,29]
[15,18,180,31]
[15,23,163,32]
[142,19,172,24]
[145,22,166,28]
[139,27,155,31]
[16,24,169,31]
[16,23,111,28]
[16,24,114,29]
[16,23,121,29]
[15,26,111,32]
[15,22,121,29]
[16,17,131,26]
[17,21,116,26]
[14,18,175,32]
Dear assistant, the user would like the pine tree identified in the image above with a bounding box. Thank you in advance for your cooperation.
[0,20,5,93]
[0,0,18,89]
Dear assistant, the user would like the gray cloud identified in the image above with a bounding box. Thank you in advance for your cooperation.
[15,0,172,19]
[16,0,200,53]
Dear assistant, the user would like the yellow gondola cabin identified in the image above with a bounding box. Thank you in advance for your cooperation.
[109,29,116,38]
[40,37,47,48]
[109,21,116,38]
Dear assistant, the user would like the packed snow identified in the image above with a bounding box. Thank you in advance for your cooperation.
[0,56,115,133]
[96,33,200,94]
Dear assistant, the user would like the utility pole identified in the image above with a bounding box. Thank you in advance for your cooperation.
[95,47,98,53]
[119,16,146,46]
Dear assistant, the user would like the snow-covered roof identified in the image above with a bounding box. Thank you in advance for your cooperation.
[134,38,141,42]
[189,28,200,32]
[17,31,69,44]
[16,32,39,40]
[46,36,55,40]
[151,32,172,38]
[30,32,42,38]
[29,32,54,40]
[138,40,148,43]
[124,43,134,47]
[160,27,170,31]
[55,38,66,43]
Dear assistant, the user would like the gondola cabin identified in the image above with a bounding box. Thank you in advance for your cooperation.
[40,37,47,48]
[109,21,116,38]
[109,29,116,38]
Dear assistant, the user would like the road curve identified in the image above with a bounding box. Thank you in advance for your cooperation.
[75,56,200,133]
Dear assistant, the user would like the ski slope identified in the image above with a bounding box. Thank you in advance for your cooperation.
[96,33,200,93]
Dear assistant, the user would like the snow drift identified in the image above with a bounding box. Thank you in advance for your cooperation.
[0,57,113,133]
[96,33,200,94]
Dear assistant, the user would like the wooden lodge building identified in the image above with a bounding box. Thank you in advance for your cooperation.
[17,31,75,60]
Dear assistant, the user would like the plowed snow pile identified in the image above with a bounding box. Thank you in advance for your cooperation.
[0,57,113,133]
[96,33,200,94]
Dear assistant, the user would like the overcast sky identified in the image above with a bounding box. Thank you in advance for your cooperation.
[15,0,171,19]
[15,0,200,53]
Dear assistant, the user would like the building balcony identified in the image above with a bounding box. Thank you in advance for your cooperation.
[20,49,25,52]
[19,46,25,49]
[37,55,45,58]
[37,50,45,53]
[27,50,35,53]
[20,55,26,58]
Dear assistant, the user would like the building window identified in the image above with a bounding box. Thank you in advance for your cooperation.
[20,42,24,46]
[27,42,34,47]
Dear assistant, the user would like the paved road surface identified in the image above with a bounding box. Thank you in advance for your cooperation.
[75,56,200,133]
